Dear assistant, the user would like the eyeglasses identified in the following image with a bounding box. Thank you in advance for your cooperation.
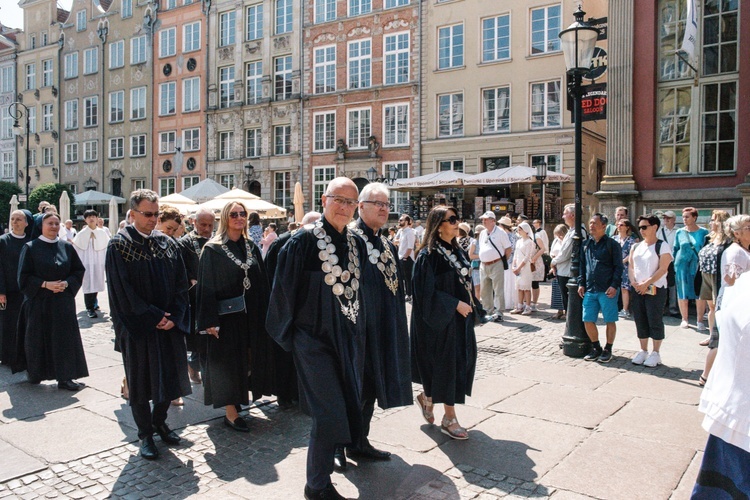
[133,209,159,218]
[442,215,459,225]
[638,225,650,231]
[325,195,358,208]
[362,200,393,210]
[229,211,248,219]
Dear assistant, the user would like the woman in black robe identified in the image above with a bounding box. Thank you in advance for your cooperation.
[14,212,88,390]
[411,206,480,440]
[197,202,274,431]
[0,210,32,365]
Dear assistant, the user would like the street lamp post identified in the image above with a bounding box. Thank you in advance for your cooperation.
[8,102,31,208]
[559,6,599,357]
[244,164,254,191]
[535,161,547,229]
[366,165,398,185]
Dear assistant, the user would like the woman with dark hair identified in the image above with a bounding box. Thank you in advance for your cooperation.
[613,219,637,318]
[197,202,274,431]
[674,206,709,330]
[156,206,183,238]
[412,205,482,440]
[247,211,263,246]
[13,212,88,389]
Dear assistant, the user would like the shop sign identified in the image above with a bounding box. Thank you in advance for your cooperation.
[584,47,608,81]
[581,83,607,122]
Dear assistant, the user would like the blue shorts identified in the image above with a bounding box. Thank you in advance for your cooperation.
[582,291,619,323]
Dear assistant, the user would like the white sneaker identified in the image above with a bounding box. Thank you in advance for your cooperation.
[680,320,689,329]
[643,351,662,367]
[530,303,538,312]
[631,350,649,365]
[522,306,533,315]
[697,322,707,332]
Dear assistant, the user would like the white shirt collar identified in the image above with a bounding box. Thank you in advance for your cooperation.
[10,231,26,239]
[38,235,59,243]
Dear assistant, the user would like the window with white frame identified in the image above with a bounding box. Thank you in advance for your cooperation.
[42,104,53,131]
[383,103,409,146]
[30,35,36,50]
[42,59,53,86]
[385,162,409,212]
[2,152,14,179]
[183,176,200,190]
[130,135,146,156]
[160,177,176,196]
[482,86,510,133]
[482,14,510,63]
[183,77,200,112]
[530,80,560,129]
[159,131,176,154]
[274,125,291,155]
[384,32,409,85]
[25,64,35,90]
[0,108,11,139]
[275,0,292,34]
[274,171,292,207]
[159,27,176,57]
[438,93,463,137]
[109,137,124,159]
[110,40,124,68]
[184,22,201,52]
[245,128,261,157]
[245,62,262,104]
[65,143,78,163]
[41,32,47,46]
[348,39,371,89]
[68,183,78,194]
[347,108,371,149]
[438,159,463,172]
[131,36,147,64]
[219,174,236,189]
[109,90,124,123]
[219,66,235,108]
[274,56,292,100]
[164,0,177,9]
[313,112,335,152]
[122,0,132,18]
[530,5,561,55]
[43,147,53,166]
[349,0,371,17]
[438,24,463,69]
[159,82,176,115]
[315,0,336,23]
[314,46,336,94]
[385,0,408,8]
[183,128,200,151]
[220,11,236,47]
[28,150,36,167]
[246,4,263,40]
[530,153,559,172]
[313,166,335,211]
[219,131,234,160]
[84,48,98,74]
[131,87,146,119]
[83,140,98,161]
[1,66,13,92]
[132,179,145,191]
[84,96,98,127]
[77,10,87,31]
[64,53,78,79]
[27,107,36,134]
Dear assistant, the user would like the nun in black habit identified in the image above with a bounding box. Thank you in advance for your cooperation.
[411,205,481,441]
[14,212,88,390]
[196,202,275,432]
[0,210,31,366]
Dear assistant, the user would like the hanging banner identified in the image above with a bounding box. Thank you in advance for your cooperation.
[580,83,607,122]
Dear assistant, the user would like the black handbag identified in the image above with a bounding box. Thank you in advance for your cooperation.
[218,295,246,315]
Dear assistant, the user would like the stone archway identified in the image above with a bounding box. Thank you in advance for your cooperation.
[247,180,262,197]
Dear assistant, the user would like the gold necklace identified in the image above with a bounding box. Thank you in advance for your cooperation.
[313,222,361,324]
[353,227,399,296]
[221,238,254,290]
[435,244,475,307]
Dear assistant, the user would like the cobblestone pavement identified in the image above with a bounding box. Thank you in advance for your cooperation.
[0,285,707,499]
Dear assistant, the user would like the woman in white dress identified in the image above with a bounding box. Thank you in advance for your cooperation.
[497,216,517,311]
[510,222,534,315]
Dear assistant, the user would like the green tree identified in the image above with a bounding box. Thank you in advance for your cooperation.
[28,183,76,215]
[0,181,22,228]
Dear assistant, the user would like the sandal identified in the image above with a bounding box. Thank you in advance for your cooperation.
[440,417,468,440]
[171,397,184,406]
[416,393,434,425]
[120,377,129,400]
[698,375,707,387]
[698,339,710,347]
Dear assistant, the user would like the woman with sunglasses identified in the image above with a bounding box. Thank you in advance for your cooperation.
[613,220,637,318]
[196,202,275,432]
[412,206,482,440]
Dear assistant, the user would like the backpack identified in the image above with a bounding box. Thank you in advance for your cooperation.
[655,240,675,287]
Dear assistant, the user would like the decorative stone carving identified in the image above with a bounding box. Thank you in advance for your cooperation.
[218,46,234,60]
[313,33,336,44]
[348,27,371,37]
[273,36,290,50]
[245,41,261,55]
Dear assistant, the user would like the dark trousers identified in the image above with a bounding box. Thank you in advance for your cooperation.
[401,258,414,296]
[557,275,571,312]
[131,400,171,439]
[631,288,668,340]
[307,436,335,490]
[84,293,98,311]
[357,371,377,448]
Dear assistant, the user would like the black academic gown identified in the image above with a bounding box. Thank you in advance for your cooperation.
[411,239,478,406]
[356,219,412,409]
[0,233,29,365]
[13,238,88,382]
[178,232,209,352]
[105,226,191,405]
[266,218,367,447]
[197,237,275,406]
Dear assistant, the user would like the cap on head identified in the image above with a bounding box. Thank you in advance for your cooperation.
[479,211,496,220]
[458,222,471,234]
[498,216,513,227]
[662,210,676,218]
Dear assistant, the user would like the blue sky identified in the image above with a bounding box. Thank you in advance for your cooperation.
[3,0,74,31]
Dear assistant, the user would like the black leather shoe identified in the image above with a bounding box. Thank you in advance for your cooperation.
[57,380,83,391]
[347,443,391,461]
[27,376,41,385]
[333,446,347,471]
[139,435,159,460]
[154,423,181,445]
[304,483,345,500]
[87,310,97,318]
[223,416,249,432]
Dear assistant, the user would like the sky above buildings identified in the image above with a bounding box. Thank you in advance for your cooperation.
[2,0,74,31]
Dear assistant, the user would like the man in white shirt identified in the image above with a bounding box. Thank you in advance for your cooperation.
[413,220,425,244]
[658,210,680,316]
[551,204,576,313]
[477,211,511,320]
[73,210,110,318]
[61,220,77,242]
[395,214,416,300]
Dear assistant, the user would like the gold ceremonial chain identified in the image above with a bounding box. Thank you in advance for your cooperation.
[435,244,476,308]
[221,238,254,290]
[353,227,399,296]
[313,222,361,324]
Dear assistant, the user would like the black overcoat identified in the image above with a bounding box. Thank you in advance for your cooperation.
[0,234,29,365]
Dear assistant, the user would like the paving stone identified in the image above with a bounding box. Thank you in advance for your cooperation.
[597,371,702,405]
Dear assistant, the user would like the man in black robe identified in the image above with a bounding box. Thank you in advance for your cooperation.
[267,178,366,500]
[106,189,191,460]
[178,208,214,383]
[0,210,30,365]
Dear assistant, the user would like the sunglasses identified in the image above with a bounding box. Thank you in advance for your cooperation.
[229,211,248,219]
[638,225,650,231]
[133,209,159,218]
[325,195,358,208]
[442,215,459,225]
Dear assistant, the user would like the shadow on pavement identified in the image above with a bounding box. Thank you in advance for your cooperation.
[0,370,85,422]
[110,451,200,498]
[344,455,456,500]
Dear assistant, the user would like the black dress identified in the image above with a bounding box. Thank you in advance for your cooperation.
[0,233,29,365]
[13,238,88,382]
[197,236,275,407]
[411,239,478,406]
